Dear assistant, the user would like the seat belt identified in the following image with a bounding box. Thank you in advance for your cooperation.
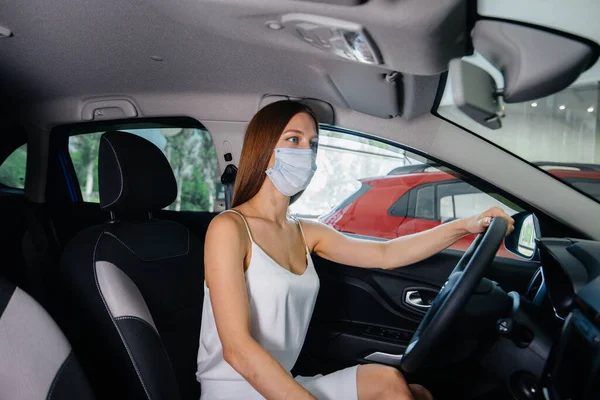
[220,164,238,209]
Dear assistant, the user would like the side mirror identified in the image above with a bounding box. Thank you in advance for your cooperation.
[504,212,541,260]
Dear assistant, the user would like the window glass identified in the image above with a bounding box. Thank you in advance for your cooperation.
[415,186,435,219]
[451,192,516,219]
[438,54,600,204]
[289,129,407,217]
[568,180,600,201]
[292,127,523,258]
[437,181,517,221]
[69,128,223,211]
[439,195,454,222]
[0,144,27,189]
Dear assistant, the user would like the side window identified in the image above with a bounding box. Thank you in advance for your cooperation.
[414,186,435,219]
[437,181,517,221]
[0,144,27,189]
[292,127,523,258]
[68,127,223,212]
[439,195,454,222]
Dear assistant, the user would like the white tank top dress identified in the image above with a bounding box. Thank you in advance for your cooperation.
[196,210,358,400]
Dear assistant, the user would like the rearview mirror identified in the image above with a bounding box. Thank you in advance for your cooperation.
[449,59,503,130]
[504,212,540,260]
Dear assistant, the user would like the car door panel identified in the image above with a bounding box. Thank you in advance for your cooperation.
[294,248,538,375]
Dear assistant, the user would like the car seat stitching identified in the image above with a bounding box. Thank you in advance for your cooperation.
[104,230,190,261]
[115,315,160,336]
[93,229,152,399]
[101,136,124,209]
[113,316,179,379]
[45,351,73,400]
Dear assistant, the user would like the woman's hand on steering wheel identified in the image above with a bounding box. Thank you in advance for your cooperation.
[463,206,515,236]
[400,217,510,373]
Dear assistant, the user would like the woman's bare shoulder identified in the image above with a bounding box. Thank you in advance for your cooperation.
[295,217,328,232]
[206,211,250,247]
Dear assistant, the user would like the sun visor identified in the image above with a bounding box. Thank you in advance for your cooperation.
[324,62,401,119]
[322,61,441,120]
[473,20,599,103]
[258,95,335,125]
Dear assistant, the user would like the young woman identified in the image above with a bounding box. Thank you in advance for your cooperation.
[196,101,514,400]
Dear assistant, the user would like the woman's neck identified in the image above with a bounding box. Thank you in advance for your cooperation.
[244,184,290,227]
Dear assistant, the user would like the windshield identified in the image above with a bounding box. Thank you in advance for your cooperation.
[438,54,600,204]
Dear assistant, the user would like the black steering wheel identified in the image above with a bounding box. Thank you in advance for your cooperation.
[400,217,508,373]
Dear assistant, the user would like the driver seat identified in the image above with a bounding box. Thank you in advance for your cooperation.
[58,131,205,399]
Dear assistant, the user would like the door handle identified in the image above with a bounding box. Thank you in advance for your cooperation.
[405,290,432,309]
[364,352,403,366]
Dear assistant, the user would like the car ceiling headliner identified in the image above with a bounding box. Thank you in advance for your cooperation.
[0,0,466,119]
[4,0,600,243]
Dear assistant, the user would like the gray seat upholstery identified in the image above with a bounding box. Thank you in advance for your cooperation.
[0,277,95,400]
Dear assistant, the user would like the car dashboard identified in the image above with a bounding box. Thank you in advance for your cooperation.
[528,238,600,399]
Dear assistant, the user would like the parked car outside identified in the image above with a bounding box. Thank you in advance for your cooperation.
[319,163,600,259]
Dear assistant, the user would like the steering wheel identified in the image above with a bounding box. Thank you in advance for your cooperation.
[400,217,508,373]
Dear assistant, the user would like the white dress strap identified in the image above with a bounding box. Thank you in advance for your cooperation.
[222,209,254,243]
[291,216,309,252]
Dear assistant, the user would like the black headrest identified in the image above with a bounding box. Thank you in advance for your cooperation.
[99,131,177,213]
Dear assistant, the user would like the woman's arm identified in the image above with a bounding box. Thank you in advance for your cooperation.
[205,214,316,400]
[302,207,514,270]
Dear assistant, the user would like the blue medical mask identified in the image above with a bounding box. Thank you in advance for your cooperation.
[266,148,317,197]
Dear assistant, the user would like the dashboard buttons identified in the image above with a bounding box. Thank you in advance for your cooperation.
[364,325,411,343]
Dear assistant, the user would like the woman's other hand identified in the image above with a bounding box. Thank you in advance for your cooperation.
[463,206,515,236]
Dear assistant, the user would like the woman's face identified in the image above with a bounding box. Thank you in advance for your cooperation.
[267,112,318,168]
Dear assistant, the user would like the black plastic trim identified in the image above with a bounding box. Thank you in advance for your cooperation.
[0,278,16,318]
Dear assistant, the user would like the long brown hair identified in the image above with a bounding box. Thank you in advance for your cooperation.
[232,101,318,208]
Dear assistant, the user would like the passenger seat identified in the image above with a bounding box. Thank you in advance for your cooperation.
[0,277,95,400]
[58,131,205,399]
